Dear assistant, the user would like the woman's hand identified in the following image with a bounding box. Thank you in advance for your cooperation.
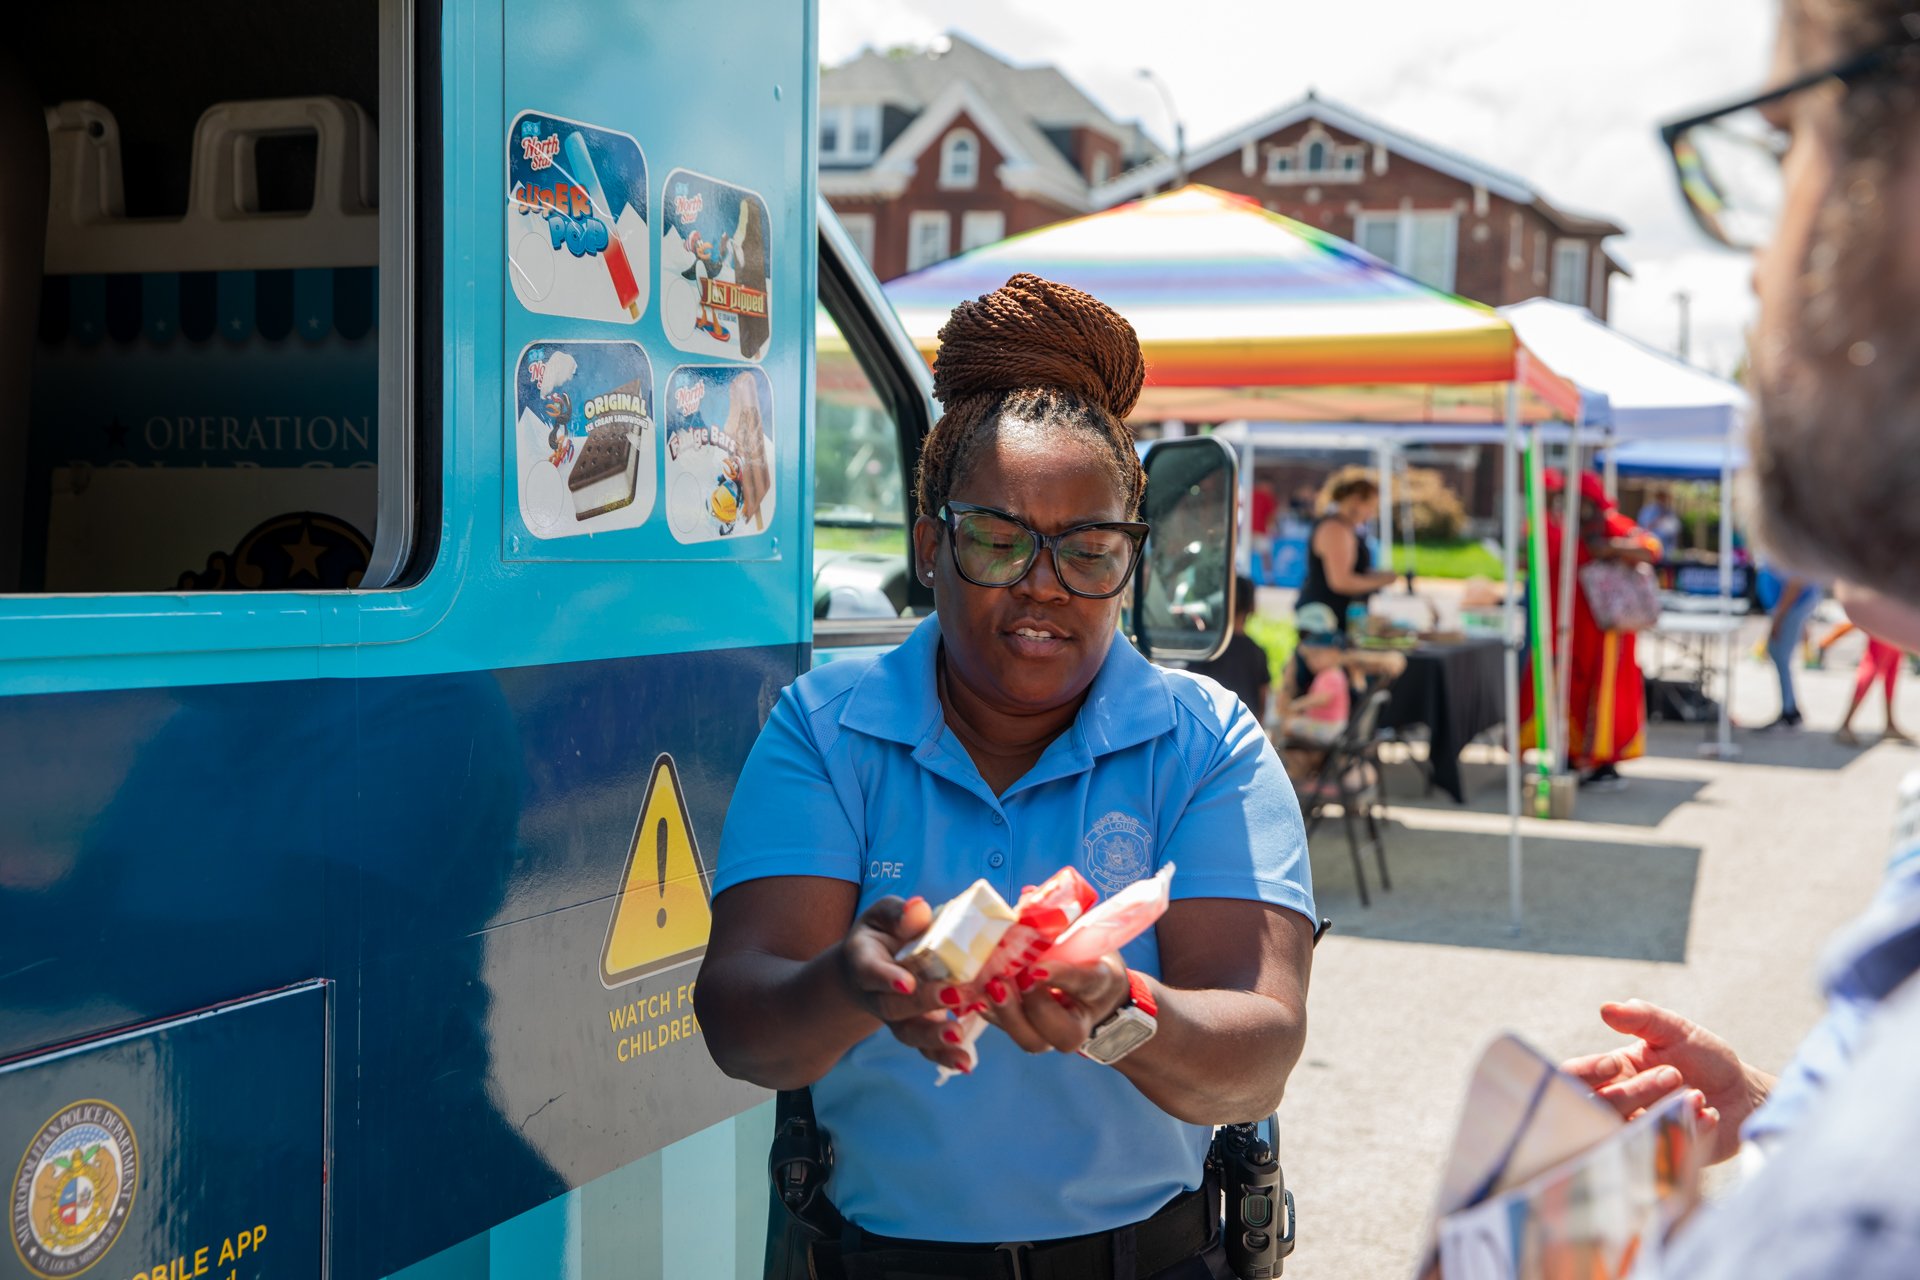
[836,894,940,1023]
[978,953,1130,1056]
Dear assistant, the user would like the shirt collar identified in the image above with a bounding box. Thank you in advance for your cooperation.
[838,613,1176,757]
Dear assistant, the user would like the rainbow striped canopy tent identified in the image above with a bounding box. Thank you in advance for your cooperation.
[882,185,1586,425]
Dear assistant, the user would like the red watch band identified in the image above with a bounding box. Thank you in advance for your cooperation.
[1125,968,1157,1018]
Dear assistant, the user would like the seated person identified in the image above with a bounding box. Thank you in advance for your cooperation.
[1276,606,1353,781]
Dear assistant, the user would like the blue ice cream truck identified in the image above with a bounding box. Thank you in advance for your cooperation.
[0,3,1235,1278]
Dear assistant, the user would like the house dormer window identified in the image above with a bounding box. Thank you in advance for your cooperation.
[821,104,881,164]
[940,129,979,189]
[1266,126,1363,186]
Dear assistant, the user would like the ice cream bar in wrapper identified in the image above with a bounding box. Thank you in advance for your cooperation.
[935,862,1176,1083]
[894,879,1016,985]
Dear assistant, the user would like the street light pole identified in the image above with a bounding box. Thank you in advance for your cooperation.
[1137,67,1187,187]
[1674,289,1692,363]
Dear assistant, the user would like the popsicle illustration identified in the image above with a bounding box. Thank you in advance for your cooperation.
[561,131,642,319]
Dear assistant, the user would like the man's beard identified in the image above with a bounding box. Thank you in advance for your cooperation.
[1749,174,1920,605]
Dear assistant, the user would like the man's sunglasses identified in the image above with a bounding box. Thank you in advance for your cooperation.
[935,502,1150,600]
[1660,34,1920,250]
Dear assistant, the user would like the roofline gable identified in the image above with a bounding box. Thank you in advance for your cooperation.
[1096,93,1622,237]
[849,80,1093,211]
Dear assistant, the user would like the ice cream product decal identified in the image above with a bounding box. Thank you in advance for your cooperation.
[658,170,772,361]
[662,365,775,544]
[514,341,656,539]
[508,112,650,324]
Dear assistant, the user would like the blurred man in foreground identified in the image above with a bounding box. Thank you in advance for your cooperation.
[1568,2,1920,1272]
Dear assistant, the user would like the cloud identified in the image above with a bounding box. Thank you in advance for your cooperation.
[821,0,1774,365]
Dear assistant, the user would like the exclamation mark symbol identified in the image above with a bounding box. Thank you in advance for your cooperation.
[655,818,669,927]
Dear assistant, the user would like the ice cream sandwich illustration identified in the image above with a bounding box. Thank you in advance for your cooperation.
[515,342,656,539]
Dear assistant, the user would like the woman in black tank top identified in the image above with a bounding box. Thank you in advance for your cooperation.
[1296,473,1400,637]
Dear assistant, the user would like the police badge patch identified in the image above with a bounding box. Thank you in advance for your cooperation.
[10,1101,138,1280]
[1083,812,1154,895]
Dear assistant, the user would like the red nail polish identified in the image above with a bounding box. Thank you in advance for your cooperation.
[955,1060,972,1075]
[905,896,928,912]
[1016,971,1036,992]
[967,1002,988,1016]
[1050,989,1075,1010]
[939,987,961,1006]
[892,978,913,995]
[987,980,1008,1003]
[1030,968,1049,982]
[942,1028,961,1044]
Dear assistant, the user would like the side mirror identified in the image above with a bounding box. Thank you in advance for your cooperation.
[1131,436,1238,662]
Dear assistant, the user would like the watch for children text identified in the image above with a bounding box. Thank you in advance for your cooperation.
[1078,969,1159,1065]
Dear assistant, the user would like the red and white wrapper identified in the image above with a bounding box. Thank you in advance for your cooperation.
[933,863,1175,1083]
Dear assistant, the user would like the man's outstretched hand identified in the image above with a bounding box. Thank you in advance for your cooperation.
[1561,1000,1776,1165]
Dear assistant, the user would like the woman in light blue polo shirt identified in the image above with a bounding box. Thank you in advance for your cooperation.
[696,274,1316,1280]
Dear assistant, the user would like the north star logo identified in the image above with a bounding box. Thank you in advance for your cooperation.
[672,191,704,224]
[520,133,561,171]
[1083,812,1153,895]
[673,382,707,417]
[10,1101,138,1280]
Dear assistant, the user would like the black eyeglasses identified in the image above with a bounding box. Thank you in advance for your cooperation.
[1660,36,1920,250]
[935,502,1150,600]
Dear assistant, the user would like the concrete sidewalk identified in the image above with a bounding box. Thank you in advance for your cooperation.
[1280,631,1918,1276]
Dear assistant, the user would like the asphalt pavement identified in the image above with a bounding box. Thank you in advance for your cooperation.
[1279,621,1914,1277]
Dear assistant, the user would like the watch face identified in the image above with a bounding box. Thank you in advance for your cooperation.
[1083,1007,1157,1064]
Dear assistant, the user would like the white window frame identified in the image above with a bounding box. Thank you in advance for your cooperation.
[1353,209,1458,293]
[820,104,881,164]
[837,211,876,264]
[1534,230,1549,284]
[960,210,1005,253]
[1091,152,1111,185]
[1267,149,1294,179]
[907,210,951,272]
[1552,238,1589,307]
[939,129,979,189]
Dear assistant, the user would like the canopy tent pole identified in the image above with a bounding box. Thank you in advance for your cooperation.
[1705,433,1740,758]
[1554,407,1584,775]
[1525,425,1559,816]
[1400,447,1417,593]
[1604,447,1619,504]
[1375,442,1393,569]
[1502,382,1524,929]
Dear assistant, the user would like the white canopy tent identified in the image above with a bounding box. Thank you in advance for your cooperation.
[1500,299,1751,759]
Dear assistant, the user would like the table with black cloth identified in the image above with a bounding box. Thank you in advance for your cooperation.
[1375,638,1507,803]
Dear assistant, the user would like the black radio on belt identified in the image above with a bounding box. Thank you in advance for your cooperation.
[1217,1114,1295,1279]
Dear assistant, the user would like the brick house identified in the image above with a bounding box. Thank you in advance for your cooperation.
[820,35,1160,282]
[1099,91,1627,318]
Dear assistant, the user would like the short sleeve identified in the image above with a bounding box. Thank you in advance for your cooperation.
[711,686,865,896]
[1160,697,1315,924]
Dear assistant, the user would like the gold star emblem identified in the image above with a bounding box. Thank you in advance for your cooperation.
[283,530,326,580]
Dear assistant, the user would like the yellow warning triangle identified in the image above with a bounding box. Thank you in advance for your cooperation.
[600,754,714,987]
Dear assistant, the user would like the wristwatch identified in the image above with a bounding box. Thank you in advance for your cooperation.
[1079,969,1159,1065]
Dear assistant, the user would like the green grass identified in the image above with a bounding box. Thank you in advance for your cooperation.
[1244,613,1299,689]
[814,524,909,555]
[1391,539,1503,580]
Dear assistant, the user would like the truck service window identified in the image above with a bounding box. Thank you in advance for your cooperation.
[1,0,419,595]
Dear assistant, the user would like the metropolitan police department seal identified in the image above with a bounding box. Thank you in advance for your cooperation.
[1083,812,1153,894]
[10,1100,137,1280]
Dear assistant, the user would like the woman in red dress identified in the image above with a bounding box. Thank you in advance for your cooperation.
[1523,470,1661,787]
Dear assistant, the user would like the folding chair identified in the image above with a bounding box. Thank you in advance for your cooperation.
[1299,687,1394,906]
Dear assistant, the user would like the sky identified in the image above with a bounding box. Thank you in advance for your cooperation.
[820,0,1776,378]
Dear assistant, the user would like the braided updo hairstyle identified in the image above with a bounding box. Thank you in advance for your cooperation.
[916,273,1148,520]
